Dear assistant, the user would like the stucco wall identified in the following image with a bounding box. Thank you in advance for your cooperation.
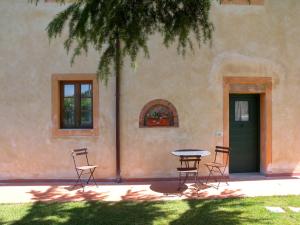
[1,0,300,179]
[0,1,116,179]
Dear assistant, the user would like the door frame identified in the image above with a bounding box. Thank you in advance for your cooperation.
[223,77,272,174]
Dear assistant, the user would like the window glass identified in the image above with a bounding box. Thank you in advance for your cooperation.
[81,84,92,97]
[64,84,75,97]
[63,98,75,127]
[61,82,93,129]
[235,101,249,121]
[81,98,92,126]
[144,105,173,127]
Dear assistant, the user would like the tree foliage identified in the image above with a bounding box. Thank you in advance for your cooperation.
[32,0,214,83]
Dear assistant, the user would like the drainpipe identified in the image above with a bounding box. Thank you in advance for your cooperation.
[115,33,121,183]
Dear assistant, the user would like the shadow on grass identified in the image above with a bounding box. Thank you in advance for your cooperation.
[6,186,271,225]
[8,198,270,225]
[6,186,166,225]
[170,198,269,225]
[10,201,165,225]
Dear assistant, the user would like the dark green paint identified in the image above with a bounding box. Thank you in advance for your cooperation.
[229,94,260,173]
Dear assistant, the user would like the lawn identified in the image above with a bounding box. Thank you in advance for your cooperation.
[1,195,300,225]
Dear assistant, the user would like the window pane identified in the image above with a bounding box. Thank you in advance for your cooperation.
[63,98,75,127]
[81,84,92,97]
[64,84,75,97]
[146,105,171,119]
[81,110,92,127]
[235,101,249,121]
[81,98,92,127]
[81,98,92,111]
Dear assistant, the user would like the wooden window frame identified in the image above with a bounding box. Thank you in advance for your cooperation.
[52,74,99,137]
[60,81,93,129]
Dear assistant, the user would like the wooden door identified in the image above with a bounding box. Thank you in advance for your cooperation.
[229,94,260,173]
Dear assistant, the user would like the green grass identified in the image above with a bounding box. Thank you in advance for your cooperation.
[1,196,300,225]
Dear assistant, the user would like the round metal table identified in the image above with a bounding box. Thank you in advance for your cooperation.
[171,149,211,158]
[171,149,211,189]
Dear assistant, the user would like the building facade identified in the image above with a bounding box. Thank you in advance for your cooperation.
[1,0,300,181]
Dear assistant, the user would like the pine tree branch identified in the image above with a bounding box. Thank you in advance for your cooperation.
[32,0,214,83]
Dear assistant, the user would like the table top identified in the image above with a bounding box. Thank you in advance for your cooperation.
[171,149,211,157]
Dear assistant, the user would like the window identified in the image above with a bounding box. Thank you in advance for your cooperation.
[144,105,173,127]
[52,74,99,137]
[139,99,179,128]
[60,81,93,129]
[235,101,249,121]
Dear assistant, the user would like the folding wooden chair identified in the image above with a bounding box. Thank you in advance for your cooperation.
[71,148,98,190]
[177,157,201,190]
[205,146,230,189]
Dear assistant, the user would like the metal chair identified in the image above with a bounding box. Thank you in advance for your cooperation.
[205,146,230,189]
[177,156,201,190]
[71,148,98,190]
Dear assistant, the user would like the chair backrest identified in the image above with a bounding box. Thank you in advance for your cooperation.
[72,148,90,168]
[179,157,201,169]
[213,146,230,167]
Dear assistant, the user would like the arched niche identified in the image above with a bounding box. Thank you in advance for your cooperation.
[139,99,179,128]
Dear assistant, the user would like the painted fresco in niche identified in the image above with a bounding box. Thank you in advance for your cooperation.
[145,105,173,127]
[139,99,179,128]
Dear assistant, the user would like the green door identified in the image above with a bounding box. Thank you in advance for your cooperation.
[229,94,260,173]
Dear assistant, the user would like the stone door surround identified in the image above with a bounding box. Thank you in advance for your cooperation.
[223,77,272,174]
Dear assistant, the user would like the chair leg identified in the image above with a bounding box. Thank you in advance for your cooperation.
[195,171,201,189]
[206,166,224,189]
[87,168,98,187]
[74,170,85,190]
[177,172,187,191]
[177,172,190,191]
[221,167,229,186]
[181,173,189,188]
[215,166,227,189]
[177,172,182,190]
[205,166,213,184]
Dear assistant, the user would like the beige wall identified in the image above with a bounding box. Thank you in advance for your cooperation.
[1,0,300,180]
[0,1,116,179]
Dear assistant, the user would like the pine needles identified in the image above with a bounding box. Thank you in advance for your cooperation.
[32,0,214,83]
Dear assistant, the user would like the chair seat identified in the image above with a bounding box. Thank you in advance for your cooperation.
[205,162,225,167]
[177,167,198,172]
[76,165,98,170]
